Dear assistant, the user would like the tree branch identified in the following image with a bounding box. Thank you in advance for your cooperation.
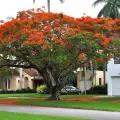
[0,64,34,69]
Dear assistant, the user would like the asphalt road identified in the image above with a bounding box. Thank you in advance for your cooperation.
[0,105,120,120]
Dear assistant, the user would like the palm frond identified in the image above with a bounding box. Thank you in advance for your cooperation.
[97,9,103,17]
[97,4,109,17]
[60,0,65,3]
[110,7,120,19]
[92,0,107,7]
[33,0,35,4]
[96,0,120,19]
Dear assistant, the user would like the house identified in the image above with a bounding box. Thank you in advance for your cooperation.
[77,69,107,92]
[107,58,120,96]
[0,68,43,90]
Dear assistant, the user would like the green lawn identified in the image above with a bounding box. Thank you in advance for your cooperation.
[0,111,88,120]
[0,93,120,111]
[0,93,47,98]
[15,99,120,111]
[0,93,96,99]
[98,97,120,101]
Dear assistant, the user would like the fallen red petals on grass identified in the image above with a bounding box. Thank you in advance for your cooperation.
[0,100,19,104]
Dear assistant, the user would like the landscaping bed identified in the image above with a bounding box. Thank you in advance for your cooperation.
[0,100,19,104]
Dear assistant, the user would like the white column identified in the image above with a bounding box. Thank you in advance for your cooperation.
[108,76,112,96]
[83,66,86,95]
[19,68,23,89]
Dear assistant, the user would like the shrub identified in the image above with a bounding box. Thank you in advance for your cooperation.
[86,85,107,94]
[36,85,47,94]
[15,87,36,93]
[0,87,36,94]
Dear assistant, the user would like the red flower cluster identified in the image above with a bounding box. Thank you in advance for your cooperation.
[0,9,120,63]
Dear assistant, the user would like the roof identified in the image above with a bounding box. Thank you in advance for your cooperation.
[23,68,43,80]
[23,68,39,76]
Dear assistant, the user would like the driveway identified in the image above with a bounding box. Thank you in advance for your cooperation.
[0,105,120,120]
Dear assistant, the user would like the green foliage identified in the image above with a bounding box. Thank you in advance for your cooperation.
[93,0,120,19]
[0,67,14,78]
[16,87,36,93]
[86,85,107,94]
[36,85,47,94]
[0,87,36,94]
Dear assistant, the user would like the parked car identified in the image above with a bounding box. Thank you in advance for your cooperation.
[61,86,81,95]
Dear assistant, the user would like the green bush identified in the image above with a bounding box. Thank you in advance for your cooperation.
[15,87,36,93]
[86,85,107,94]
[0,87,36,94]
[0,90,15,94]
[36,85,47,94]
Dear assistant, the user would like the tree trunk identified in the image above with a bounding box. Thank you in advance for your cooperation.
[90,60,94,91]
[47,0,50,12]
[39,66,62,101]
[46,86,61,100]
[83,65,86,95]
[38,64,70,101]
[103,62,106,85]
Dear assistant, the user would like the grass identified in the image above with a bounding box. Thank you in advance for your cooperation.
[1,93,120,111]
[15,99,120,112]
[0,93,47,98]
[98,97,120,101]
[0,93,96,99]
[0,111,88,120]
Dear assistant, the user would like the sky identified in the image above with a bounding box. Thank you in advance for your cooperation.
[0,0,104,20]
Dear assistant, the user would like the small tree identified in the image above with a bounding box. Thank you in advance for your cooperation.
[0,9,120,100]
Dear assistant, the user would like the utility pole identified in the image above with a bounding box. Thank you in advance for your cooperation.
[103,62,106,85]
[83,65,86,95]
[90,60,94,90]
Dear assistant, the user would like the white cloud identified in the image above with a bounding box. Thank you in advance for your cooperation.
[0,0,103,20]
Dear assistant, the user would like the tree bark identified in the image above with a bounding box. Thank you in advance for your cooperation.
[39,66,62,101]
[83,66,86,95]
[90,60,94,91]
[46,86,61,100]
[47,0,50,12]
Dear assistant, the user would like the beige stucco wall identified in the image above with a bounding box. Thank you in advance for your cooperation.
[0,71,33,90]
[22,71,33,89]
[77,70,108,89]
[9,76,18,90]
[94,71,107,86]
[77,70,91,89]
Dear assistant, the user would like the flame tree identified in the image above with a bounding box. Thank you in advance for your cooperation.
[0,9,120,100]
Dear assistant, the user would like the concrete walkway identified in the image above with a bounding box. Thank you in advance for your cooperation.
[0,105,120,120]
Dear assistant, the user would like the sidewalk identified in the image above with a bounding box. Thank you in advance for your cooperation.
[0,104,120,120]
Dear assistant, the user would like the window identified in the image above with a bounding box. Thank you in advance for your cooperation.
[5,79,10,89]
[114,54,120,64]
[114,58,120,64]
[5,80,7,89]
[99,78,102,85]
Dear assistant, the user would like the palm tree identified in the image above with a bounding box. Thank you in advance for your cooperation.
[33,0,65,12]
[93,0,120,19]
[93,0,120,86]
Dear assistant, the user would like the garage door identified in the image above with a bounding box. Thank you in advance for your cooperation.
[112,76,120,96]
